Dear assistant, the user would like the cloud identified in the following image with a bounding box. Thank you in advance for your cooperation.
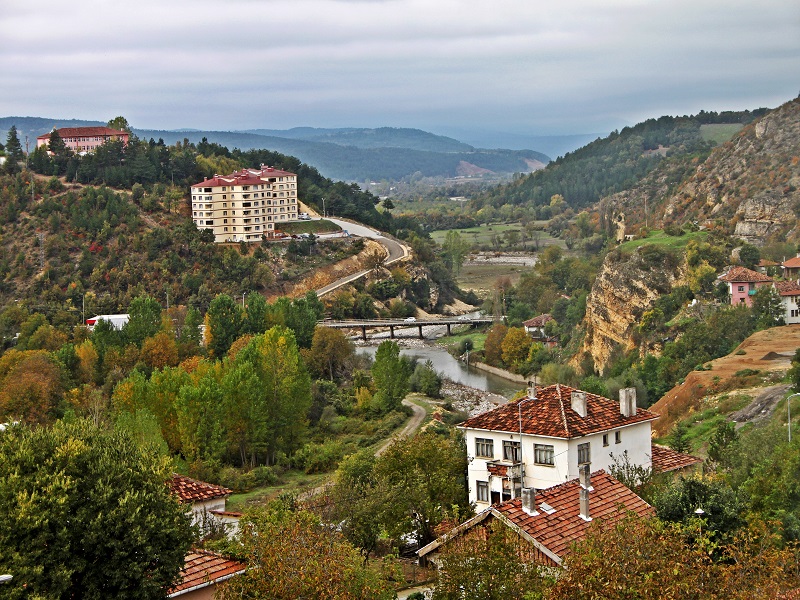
[1,0,797,135]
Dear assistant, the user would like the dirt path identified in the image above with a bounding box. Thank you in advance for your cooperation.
[729,384,792,428]
[375,398,427,456]
[650,324,800,436]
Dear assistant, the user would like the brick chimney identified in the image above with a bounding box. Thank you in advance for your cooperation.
[521,487,538,516]
[619,387,637,417]
[579,464,592,521]
[571,391,587,418]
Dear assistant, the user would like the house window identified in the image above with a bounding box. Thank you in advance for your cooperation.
[475,438,493,458]
[615,431,622,444]
[738,285,745,293]
[503,441,521,462]
[602,434,609,447]
[476,481,489,503]
[534,444,554,466]
[578,442,591,465]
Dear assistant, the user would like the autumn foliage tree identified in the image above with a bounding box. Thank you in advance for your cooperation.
[217,503,395,600]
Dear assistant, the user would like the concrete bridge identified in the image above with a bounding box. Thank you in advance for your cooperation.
[318,316,499,340]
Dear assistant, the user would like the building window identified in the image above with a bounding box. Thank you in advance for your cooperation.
[534,444,554,466]
[475,438,493,458]
[476,481,489,503]
[738,285,745,293]
[503,441,521,462]
[602,434,609,447]
[615,431,622,444]
[578,442,590,465]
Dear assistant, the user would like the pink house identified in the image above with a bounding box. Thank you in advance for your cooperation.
[37,126,129,154]
[718,266,774,307]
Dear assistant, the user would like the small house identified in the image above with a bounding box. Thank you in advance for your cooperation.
[718,266,774,307]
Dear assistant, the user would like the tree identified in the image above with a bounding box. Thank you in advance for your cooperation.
[0,419,194,599]
[373,431,470,546]
[431,520,548,600]
[484,323,508,366]
[441,230,470,277]
[501,327,531,367]
[307,326,353,381]
[371,340,411,413]
[752,285,785,329]
[206,294,242,358]
[668,420,691,453]
[0,350,64,424]
[738,243,760,270]
[4,125,24,174]
[107,116,132,132]
[124,294,163,347]
[46,128,72,175]
[217,503,395,600]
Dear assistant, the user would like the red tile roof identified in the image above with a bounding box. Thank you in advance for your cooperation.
[37,127,128,140]
[459,384,658,438]
[783,256,800,269]
[419,470,654,565]
[650,444,702,473]
[758,259,779,267]
[193,166,295,188]
[169,474,231,503]
[719,266,774,283]
[774,280,800,296]
[168,550,245,596]
[523,314,553,328]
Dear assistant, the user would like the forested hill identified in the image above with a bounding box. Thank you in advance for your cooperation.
[475,108,769,214]
[0,117,550,182]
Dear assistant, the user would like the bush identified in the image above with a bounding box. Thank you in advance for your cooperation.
[293,440,347,474]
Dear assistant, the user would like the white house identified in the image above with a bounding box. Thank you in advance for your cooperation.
[85,314,129,331]
[459,383,658,508]
[774,280,800,324]
[169,474,240,537]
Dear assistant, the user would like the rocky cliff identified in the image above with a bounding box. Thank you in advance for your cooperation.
[606,97,800,245]
[579,246,684,374]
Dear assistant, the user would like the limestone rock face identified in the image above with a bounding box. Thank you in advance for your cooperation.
[580,247,684,374]
[733,190,797,244]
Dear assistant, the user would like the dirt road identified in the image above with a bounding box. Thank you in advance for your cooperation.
[650,324,800,436]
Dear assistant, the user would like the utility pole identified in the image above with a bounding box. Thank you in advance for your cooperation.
[25,136,29,169]
[322,197,326,218]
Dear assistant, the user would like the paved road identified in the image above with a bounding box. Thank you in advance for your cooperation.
[315,216,410,296]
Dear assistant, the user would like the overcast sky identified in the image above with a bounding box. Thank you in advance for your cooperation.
[2,0,798,141]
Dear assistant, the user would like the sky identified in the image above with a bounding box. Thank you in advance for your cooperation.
[1,0,798,144]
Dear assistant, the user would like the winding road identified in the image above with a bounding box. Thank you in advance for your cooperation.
[314,216,409,297]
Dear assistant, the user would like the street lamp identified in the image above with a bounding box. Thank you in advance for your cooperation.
[787,393,800,443]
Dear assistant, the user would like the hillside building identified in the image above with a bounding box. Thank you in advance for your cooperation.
[37,127,129,154]
[718,266,774,307]
[459,384,658,508]
[190,166,299,243]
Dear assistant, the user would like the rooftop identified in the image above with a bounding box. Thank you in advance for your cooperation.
[37,127,128,140]
[169,474,231,503]
[419,470,654,565]
[193,166,295,188]
[719,266,774,283]
[523,314,553,328]
[168,550,245,597]
[650,444,702,473]
[774,280,800,296]
[783,256,800,269]
[459,384,658,438]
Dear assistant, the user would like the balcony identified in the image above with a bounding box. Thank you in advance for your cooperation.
[486,459,522,481]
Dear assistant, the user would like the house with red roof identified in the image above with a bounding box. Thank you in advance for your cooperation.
[418,468,654,568]
[168,550,245,599]
[169,474,240,537]
[774,280,800,324]
[190,166,299,243]
[718,266,774,307]
[37,126,129,154]
[783,254,800,279]
[459,383,658,506]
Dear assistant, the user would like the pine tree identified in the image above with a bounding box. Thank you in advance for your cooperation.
[4,125,24,174]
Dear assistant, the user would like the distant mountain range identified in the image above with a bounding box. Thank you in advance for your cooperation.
[0,117,553,182]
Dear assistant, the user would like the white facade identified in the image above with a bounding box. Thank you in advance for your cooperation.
[191,166,299,243]
[779,292,800,324]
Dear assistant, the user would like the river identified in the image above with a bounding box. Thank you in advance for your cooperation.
[355,344,523,399]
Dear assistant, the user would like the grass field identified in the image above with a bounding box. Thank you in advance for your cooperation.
[457,263,528,295]
[278,219,342,234]
[430,222,560,250]
[700,123,744,145]
[617,229,708,254]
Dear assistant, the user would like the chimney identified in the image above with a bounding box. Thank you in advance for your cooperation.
[619,387,637,417]
[579,464,592,521]
[571,391,587,418]
[527,381,537,400]
[521,487,538,516]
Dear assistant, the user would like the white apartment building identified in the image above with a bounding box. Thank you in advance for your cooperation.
[460,384,658,509]
[190,166,299,242]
